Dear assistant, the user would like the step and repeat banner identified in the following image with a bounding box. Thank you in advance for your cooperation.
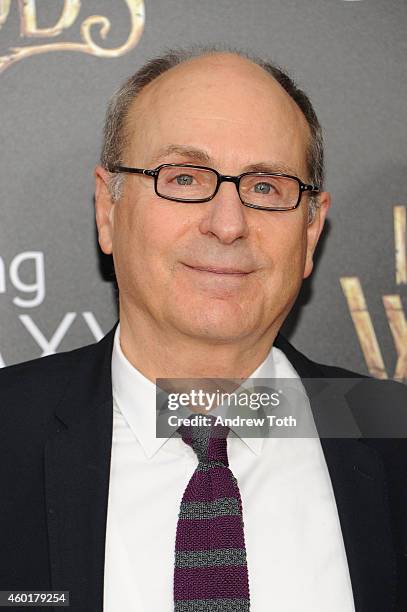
[0,0,405,380]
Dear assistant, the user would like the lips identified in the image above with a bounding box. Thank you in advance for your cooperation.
[183,263,252,275]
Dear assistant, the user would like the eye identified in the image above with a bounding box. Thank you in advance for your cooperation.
[174,174,194,186]
[253,181,275,194]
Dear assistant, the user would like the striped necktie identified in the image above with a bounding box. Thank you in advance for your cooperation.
[173,415,251,612]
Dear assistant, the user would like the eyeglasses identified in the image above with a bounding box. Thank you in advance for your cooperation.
[108,163,320,211]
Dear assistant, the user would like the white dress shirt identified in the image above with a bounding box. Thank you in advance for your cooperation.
[103,325,355,611]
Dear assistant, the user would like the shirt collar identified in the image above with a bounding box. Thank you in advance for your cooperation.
[111,323,301,459]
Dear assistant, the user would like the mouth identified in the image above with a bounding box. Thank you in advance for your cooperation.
[182,263,252,276]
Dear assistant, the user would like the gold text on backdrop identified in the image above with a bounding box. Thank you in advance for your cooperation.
[341,205,407,382]
[0,0,145,73]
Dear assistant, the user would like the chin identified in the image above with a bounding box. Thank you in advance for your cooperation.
[171,300,257,343]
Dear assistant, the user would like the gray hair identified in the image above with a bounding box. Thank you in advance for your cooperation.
[101,44,324,223]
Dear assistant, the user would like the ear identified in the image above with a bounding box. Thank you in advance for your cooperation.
[94,165,115,255]
[303,191,331,279]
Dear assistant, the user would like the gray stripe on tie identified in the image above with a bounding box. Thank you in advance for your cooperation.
[175,548,247,568]
[175,598,250,612]
[196,460,227,472]
[179,497,239,520]
[190,423,212,463]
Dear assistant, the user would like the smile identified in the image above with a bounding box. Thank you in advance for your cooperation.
[183,264,252,276]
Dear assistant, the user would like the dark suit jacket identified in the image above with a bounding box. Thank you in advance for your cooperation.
[0,324,406,611]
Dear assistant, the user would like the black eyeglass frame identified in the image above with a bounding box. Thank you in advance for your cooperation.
[108,163,320,211]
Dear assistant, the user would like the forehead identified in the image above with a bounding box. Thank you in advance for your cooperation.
[125,53,311,174]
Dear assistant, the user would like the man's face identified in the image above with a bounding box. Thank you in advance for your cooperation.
[95,53,329,344]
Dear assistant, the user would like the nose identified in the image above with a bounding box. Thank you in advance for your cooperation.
[198,179,249,244]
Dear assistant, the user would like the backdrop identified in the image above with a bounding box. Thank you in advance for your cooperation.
[0,0,405,382]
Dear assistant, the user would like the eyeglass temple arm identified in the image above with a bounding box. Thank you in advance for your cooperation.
[301,183,320,193]
[108,165,158,177]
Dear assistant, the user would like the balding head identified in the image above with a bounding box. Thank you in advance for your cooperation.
[125,52,310,181]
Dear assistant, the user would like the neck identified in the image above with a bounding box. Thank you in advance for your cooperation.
[118,306,280,383]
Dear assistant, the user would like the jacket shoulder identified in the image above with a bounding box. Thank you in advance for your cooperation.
[275,332,407,420]
[306,353,407,403]
[0,340,101,423]
[274,331,369,379]
[310,360,369,379]
[0,338,100,378]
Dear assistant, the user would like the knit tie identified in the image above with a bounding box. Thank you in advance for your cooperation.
[173,415,251,612]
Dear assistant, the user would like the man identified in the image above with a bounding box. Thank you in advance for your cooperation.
[1,46,406,612]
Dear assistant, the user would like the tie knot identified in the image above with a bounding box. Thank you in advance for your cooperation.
[178,414,230,466]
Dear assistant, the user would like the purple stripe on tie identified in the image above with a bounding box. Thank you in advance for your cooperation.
[181,467,238,502]
[174,566,250,600]
[175,515,246,551]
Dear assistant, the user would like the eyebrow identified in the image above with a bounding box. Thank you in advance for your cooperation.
[150,145,211,165]
[149,144,300,176]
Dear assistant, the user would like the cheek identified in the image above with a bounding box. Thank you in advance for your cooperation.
[258,216,307,291]
[112,196,190,279]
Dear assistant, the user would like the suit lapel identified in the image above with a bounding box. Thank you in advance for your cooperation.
[44,326,117,612]
[274,333,397,612]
